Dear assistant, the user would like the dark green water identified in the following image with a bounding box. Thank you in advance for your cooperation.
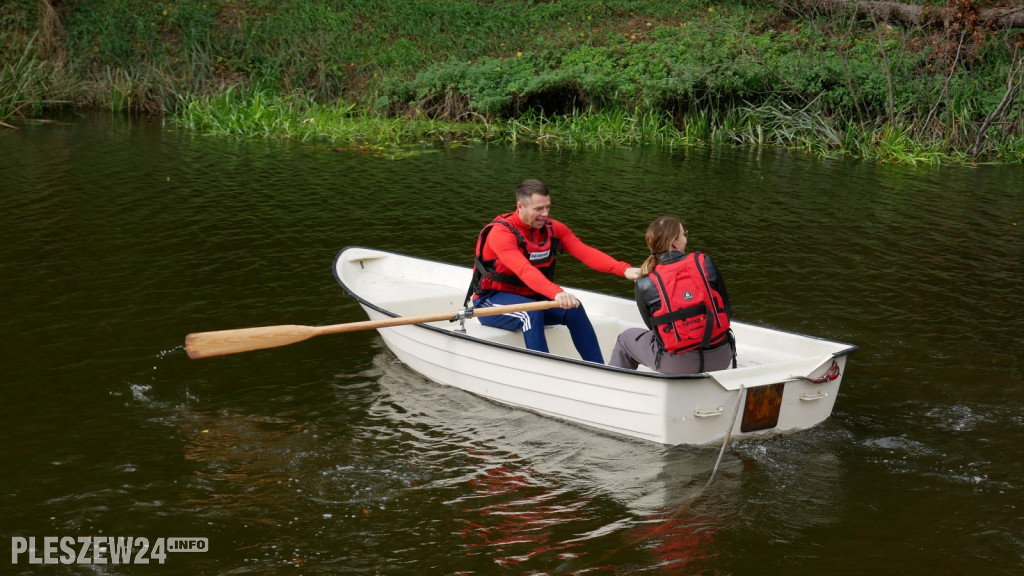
[1,113,1022,575]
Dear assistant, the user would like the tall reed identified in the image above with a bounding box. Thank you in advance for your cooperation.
[0,35,63,125]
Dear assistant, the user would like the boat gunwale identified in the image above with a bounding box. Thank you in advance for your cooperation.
[332,246,859,381]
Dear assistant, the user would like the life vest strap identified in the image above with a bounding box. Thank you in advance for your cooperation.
[650,304,708,326]
[473,254,527,287]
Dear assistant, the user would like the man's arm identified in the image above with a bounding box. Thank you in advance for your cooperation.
[553,221,634,277]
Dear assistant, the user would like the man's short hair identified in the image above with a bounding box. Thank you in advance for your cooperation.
[516,179,549,204]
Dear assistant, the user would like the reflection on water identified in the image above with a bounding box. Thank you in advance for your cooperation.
[1,114,1022,574]
[368,349,721,512]
[367,348,736,572]
[119,344,744,572]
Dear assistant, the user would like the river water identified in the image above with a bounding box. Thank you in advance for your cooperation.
[1,113,1022,574]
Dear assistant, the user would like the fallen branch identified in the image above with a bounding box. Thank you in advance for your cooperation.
[971,55,1024,157]
[785,1,1024,29]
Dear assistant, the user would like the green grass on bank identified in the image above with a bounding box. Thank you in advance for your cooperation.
[175,83,988,164]
[3,0,1024,164]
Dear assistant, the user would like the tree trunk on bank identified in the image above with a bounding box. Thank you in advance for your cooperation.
[786,1,1024,29]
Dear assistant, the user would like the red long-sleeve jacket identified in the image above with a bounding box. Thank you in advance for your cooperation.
[475,211,632,300]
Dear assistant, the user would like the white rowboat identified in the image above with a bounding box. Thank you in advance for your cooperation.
[334,247,857,446]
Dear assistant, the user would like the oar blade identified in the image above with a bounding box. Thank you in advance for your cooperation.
[185,325,320,359]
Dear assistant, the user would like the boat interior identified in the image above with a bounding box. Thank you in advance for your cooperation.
[367,290,841,376]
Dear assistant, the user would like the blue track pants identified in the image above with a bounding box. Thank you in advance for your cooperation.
[473,291,604,363]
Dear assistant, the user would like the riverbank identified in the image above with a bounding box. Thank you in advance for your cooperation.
[3,0,1023,164]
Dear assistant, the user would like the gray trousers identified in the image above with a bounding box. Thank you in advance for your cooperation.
[609,327,735,374]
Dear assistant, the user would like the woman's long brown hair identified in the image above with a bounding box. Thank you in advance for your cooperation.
[638,216,683,277]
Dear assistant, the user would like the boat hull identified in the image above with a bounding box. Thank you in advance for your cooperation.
[335,247,857,446]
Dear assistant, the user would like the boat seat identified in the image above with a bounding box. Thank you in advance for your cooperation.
[460,321,527,347]
[460,321,590,348]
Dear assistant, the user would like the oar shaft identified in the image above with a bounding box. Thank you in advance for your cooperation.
[185,299,560,359]
[312,299,560,336]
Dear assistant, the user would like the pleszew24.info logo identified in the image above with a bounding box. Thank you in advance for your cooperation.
[11,537,208,565]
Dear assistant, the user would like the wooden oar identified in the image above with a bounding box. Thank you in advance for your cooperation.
[185,300,560,359]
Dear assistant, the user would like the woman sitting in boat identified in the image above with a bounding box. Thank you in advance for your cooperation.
[609,216,736,374]
[467,179,640,363]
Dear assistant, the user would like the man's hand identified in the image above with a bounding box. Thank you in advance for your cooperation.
[624,267,641,281]
[554,291,580,309]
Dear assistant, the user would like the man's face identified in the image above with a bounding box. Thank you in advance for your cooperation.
[517,193,551,229]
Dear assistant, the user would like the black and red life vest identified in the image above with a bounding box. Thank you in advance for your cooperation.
[465,212,560,302]
[648,252,730,354]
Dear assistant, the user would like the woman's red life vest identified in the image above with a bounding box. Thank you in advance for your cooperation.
[648,252,730,353]
[466,212,560,301]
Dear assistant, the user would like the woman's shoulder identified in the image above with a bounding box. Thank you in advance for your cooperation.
[697,251,718,268]
[636,273,656,291]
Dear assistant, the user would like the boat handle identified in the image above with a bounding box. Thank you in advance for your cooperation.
[694,407,724,418]
[800,391,827,401]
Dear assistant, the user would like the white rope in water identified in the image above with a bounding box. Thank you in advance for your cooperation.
[703,384,744,491]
